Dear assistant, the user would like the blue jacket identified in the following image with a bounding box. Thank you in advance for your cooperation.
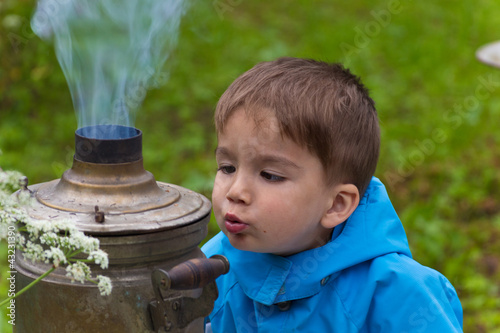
[202,177,463,332]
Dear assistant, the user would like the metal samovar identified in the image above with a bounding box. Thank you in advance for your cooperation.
[15,125,227,333]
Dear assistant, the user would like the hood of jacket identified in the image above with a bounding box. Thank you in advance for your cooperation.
[202,177,412,306]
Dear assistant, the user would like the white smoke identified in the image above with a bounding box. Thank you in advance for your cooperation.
[31,0,187,138]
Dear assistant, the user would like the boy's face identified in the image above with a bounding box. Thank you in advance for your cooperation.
[213,108,335,256]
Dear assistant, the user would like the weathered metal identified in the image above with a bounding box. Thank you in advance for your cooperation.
[74,125,143,163]
[149,255,229,332]
[14,125,222,333]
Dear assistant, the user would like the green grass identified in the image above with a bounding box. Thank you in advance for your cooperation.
[2,0,500,331]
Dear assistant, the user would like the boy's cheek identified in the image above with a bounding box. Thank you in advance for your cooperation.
[211,185,224,216]
[211,182,222,201]
[211,177,223,199]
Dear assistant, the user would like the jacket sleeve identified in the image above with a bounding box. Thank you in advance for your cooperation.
[364,256,463,332]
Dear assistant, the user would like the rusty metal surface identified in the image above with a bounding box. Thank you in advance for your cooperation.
[15,246,207,333]
[15,210,210,332]
[476,40,500,68]
[30,159,210,235]
[36,158,179,214]
[15,129,216,332]
[149,256,229,332]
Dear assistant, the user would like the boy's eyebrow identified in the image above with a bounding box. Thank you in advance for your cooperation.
[215,147,301,169]
[214,146,231,157]
[259,155,302,169]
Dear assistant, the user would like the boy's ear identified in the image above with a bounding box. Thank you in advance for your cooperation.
[320,184,360,229]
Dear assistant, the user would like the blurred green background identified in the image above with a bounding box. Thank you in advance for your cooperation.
[1,0,500,331]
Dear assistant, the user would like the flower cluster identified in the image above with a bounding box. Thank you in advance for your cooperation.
[0,169,113,300]
[0,169,25,193]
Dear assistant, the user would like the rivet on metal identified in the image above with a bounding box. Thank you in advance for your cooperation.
[20,176,28,189]
[18,176,33,195]
[94,205,105,223]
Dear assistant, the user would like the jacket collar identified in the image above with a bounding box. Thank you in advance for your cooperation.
[221,177,412,305]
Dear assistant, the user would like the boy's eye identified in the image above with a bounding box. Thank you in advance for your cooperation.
[218,165,236,174]
[260,171,285,182]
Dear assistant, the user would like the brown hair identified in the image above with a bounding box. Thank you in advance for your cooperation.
[215,57,380,196]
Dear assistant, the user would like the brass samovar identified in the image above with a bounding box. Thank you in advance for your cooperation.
[15,125,227,332]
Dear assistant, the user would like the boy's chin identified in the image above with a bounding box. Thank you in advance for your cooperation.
[225,234,296,256]
[225,233,267,253]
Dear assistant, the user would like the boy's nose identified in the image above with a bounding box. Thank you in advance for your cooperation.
[225,174,251,204]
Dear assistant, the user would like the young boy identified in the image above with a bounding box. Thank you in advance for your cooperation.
[202,57,463,332]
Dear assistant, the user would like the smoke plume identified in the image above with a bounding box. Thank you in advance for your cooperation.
[31,0,188,138]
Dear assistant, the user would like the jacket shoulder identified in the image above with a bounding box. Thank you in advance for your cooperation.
[335,253,463,331]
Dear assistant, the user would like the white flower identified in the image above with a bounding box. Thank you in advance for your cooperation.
[0,219,9,239]
[57,235,71,249]
[26,219,56,239]
[43,247,67,267]
[39,231,59,246]
[23,241,45,263]
[96,275,113,296]
[17,234,26,247]
[66,261,91,283]
[0,209,18,225]
[1,169,113,297]
[15,189,32,206]
[87,250,109,269]
[52,219,78,234]
[68,230,100,252]
[0,170,25,193]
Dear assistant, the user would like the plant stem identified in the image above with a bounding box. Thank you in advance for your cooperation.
[67,249,84,258]
[0,266,55,307]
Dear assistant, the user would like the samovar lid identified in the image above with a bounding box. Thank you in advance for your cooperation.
[27,125,211,236]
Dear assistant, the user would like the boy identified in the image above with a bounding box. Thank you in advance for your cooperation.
[202,57,463,332]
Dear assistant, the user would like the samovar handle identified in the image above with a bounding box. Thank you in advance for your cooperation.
[149,255,229,332]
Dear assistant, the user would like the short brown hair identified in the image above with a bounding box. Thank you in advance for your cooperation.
[215,57,379,196]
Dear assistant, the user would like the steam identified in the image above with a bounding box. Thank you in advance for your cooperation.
[31,0,187,138]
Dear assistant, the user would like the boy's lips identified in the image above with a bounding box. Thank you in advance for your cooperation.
[224,213,249,234]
